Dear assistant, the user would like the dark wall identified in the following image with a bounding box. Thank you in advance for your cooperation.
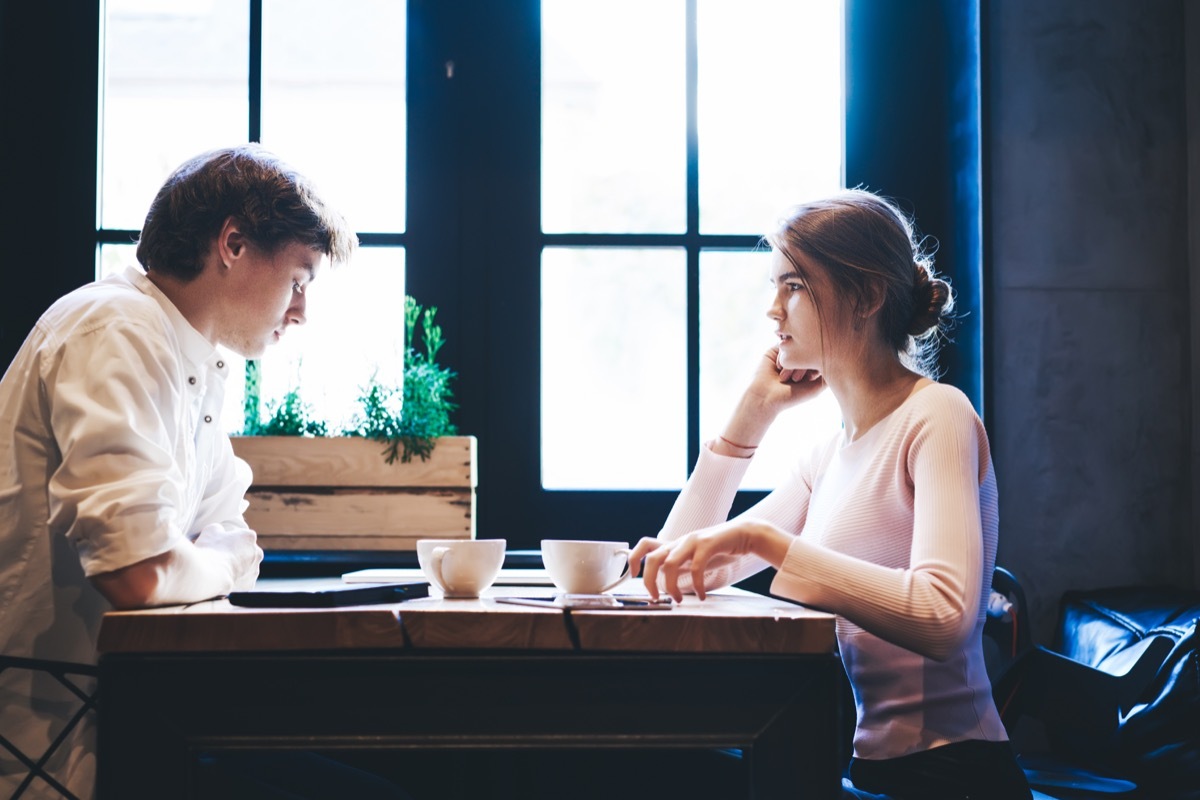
[987,0,1196,642]
[1190,3,1200,604]
[0,1,98,369]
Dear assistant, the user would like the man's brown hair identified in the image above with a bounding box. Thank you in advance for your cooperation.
[136,144,356,279]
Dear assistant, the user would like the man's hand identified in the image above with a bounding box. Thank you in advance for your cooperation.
[193,522,263,590]
[91,524,262,609]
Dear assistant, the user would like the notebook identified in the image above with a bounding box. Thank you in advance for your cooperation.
[342,567,555,586]
[229,580,429,608]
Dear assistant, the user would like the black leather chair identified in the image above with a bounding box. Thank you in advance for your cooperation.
[0,655,98,800]
[1054,584,1200,799]
[986,567,1173,798]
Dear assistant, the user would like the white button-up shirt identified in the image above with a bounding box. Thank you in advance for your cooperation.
[0,266,253,798]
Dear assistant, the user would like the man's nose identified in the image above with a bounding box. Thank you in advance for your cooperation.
[287,294,307,326]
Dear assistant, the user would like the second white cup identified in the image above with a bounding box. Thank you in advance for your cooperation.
[417,538,507,598]
[541,539,631,594]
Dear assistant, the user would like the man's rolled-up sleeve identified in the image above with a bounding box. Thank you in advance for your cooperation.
[46,320,190,577]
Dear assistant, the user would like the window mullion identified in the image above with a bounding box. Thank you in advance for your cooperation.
[685,0,701,473]
[249,0,262,142]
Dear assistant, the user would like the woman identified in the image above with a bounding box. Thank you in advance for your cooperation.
[630,190,1031,799]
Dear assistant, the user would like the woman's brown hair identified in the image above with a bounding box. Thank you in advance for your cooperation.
[766,189,954,377]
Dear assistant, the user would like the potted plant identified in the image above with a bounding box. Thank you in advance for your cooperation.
[230,297,476,551]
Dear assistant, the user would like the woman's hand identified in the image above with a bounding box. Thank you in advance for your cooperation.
[629,520,793,602]
[746,345,826,416]
[713,347,826,456]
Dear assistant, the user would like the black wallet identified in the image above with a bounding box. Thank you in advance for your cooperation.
[227,581,429,608]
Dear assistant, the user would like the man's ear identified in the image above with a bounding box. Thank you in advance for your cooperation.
[216,217,247,267]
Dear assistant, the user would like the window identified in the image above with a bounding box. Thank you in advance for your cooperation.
[97,0,407,435]
[93,0,845,548]
[72,0,981,552]
[539,0,844,492]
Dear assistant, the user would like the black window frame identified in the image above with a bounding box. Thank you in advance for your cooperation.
[0,0,983,565]
[408,0,985,551]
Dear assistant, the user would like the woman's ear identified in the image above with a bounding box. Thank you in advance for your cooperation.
[857,284,886,320]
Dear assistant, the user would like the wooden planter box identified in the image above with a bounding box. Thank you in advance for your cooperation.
[229,435,476,551]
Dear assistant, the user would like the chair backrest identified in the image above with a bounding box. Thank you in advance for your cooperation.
[983,565,1033,686]
[0,655,98,800]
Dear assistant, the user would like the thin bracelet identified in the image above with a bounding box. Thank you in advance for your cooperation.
[719,434,758,450]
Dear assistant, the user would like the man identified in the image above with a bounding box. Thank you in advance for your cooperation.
[0,144,356,798]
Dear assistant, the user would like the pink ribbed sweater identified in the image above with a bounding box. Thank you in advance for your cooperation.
[659,382,1008,760]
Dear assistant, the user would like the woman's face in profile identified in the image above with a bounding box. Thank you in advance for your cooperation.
[768,248,827,372]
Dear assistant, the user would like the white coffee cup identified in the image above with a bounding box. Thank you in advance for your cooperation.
[541,540,631,594]
[417,539,507,598]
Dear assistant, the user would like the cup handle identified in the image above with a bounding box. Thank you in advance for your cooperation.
[430,546,450,593]
[599,548,632,593]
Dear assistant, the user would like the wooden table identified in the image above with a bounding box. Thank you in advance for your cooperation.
[96,578,842,799]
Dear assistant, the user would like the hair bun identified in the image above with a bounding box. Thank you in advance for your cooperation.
[907,262,953,337]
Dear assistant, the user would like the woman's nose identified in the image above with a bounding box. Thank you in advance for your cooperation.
[766,293,783,321]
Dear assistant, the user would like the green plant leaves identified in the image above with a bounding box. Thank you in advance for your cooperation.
[240,296,457,464]
[242,384,328,437]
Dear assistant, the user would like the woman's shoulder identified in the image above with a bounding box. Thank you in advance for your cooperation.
[897,381,994,476]
[905,380,979,421]
[884,381,987,448]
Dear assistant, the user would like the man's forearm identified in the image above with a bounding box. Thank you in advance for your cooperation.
[91,540,246,609]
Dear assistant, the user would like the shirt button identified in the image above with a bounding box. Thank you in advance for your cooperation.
[204,415,213,424]
[188,376,196,385]
[216,360,225,369]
